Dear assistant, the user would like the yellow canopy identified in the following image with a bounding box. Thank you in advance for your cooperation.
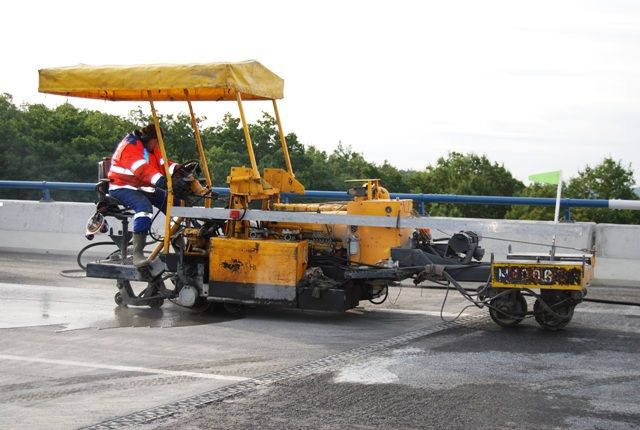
[38,60,283,101]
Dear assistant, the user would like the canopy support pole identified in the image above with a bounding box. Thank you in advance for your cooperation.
[148,92,173,255]
[185,91,213,208]
[235,92,260,179]
[148,217,183,261]
[272,99,294,177]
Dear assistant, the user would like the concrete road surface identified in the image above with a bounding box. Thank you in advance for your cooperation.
[0,251,639,430]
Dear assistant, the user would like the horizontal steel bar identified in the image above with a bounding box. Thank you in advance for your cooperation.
[609,200,640,210]
[171,207,581,230]
[172,207,407,227]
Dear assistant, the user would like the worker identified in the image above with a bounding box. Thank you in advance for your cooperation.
[107,124,186,267]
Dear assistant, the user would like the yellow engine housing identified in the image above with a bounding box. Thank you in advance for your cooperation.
[209,237,308,286]
[268,198,414,265]
[346,199,414,265]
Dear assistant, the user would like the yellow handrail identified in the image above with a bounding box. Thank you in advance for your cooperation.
[148,93,173,255]
[236,92,260,179]
[272,99,294,177]
[185,92,213,208]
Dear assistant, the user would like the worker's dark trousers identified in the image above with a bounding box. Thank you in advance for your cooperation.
[109,188,167,233]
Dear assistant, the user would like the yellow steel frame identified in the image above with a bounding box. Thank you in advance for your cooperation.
[39,61,300,255]
[272,100,294,176]
[236,92,261,180]
[146,89,300,254]
[148,93,174,255]
[185,90,213,207]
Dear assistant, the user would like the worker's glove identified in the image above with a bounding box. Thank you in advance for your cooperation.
[172,177,192,199]
[170,163,183,178]
[173,160,199,178]
[155,176,168,191]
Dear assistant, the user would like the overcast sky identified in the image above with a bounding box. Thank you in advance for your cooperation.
[2,0,639,185]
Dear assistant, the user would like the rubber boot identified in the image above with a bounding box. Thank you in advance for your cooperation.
[132,232,150,268]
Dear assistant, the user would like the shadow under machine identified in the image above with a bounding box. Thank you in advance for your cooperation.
[38,61,594,330]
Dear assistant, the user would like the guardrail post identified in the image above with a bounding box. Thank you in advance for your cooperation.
[41,182,52,202]
[564,207,571,222]
[419,199,426,216]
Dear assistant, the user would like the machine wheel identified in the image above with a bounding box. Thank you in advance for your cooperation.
[489,290,527,328]
[148,298,165,309]
[114,291,124,306]
[533,299,574,331]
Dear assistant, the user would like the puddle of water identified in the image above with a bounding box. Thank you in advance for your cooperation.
[0,282,236,331]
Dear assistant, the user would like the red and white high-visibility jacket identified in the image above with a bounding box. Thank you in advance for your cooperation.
[108,132,178,192]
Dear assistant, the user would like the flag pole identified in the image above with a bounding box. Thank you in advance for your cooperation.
[553,172,562,223]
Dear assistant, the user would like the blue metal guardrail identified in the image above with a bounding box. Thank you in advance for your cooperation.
[0,179,616,219]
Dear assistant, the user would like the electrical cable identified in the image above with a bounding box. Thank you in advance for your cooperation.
[76,241,123,270]
[437,276,481,323]
[433,227,592,253]
[369,285,389,305]
[437,271,539,322]
[389,284,403,305]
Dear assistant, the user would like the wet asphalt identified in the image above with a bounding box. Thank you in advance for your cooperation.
[0,251,639,429]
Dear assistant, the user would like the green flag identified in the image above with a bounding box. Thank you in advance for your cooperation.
[528,170,561,185]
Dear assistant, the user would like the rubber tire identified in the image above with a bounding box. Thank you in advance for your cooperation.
[534,299,574,331]
[114,291,124,306]
[489,291,527,328]
[185,297,210,313]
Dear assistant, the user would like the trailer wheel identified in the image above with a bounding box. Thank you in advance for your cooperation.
[489,290,527,328]
[114,291,124,306]
[534,299,574,331]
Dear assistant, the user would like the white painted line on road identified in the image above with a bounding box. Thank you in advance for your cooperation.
[369,308,473,318]
[0,354,249,381]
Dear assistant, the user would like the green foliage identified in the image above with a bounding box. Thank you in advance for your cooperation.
[505,183,559,221]
[504,158,640,224]
[0,94,637,224]
[0,94,133,200]
[407,152,524,219]
[565,158,640,224]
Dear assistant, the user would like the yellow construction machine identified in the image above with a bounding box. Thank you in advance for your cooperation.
[39,61,594,330]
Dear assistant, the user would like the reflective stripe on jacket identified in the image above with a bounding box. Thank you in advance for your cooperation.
[107,132,177,191]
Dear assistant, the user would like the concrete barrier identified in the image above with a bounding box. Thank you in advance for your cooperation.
[0,199,637,286]
[414,217,594,259]
[592,224,640,287]
[0,200,96,255]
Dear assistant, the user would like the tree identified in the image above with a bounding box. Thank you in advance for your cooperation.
[564,157,640,224]
[293,146,336,190]
[0,94,23,181]
[504,183,559,221]
[0,96,134,200]
[4,95,638,226]
[408,152,524,219]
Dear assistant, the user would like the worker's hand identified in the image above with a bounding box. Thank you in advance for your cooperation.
[170,163,183,177]
[172,177,192,199]
[173,159,200,178]
[155,176,168,191]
